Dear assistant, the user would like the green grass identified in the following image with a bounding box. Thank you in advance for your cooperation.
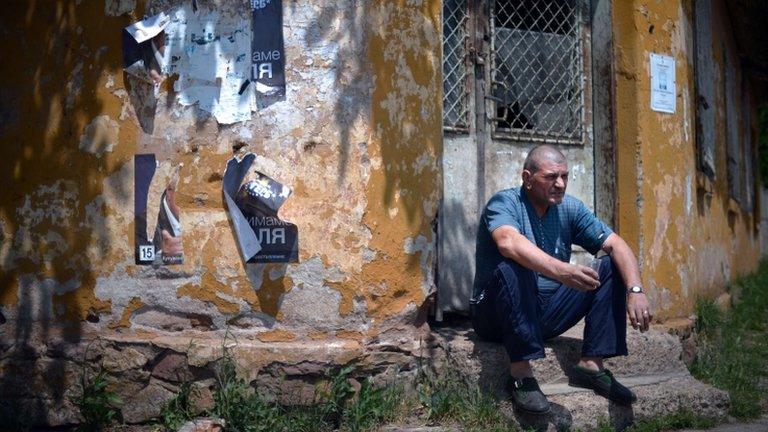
[159,381,196,431]
[195,341,524,432]
[201,336,411,432]
[690,259,768,419]
[415,364,517,431]
[70,366,122,432]
[589,408,715,432]
[625,408,716,432]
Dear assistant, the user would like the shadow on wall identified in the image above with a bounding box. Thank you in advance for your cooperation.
[0,1,128,426]
[0,0,442,424]
[134,0,440,305]
[436,199,475,313]
[292,0,369,186]
[289,0,440,227]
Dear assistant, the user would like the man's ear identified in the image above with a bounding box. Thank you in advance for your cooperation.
[522,170,532,188]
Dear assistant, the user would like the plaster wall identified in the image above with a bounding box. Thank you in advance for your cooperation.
[0,0,441,348]
[613,0,760,320]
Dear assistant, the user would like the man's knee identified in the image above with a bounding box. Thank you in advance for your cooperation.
[492,260,537,291]
[596,255,619,284]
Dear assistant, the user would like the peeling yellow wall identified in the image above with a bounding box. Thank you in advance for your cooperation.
[0,0,441,341]
[613,0,760,320]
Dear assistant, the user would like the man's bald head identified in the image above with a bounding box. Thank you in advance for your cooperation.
[523,145,567,173]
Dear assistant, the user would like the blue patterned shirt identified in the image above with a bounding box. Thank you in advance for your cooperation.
[473,187,613,297]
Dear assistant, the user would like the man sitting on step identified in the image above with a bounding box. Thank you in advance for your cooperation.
[470,144,653,414]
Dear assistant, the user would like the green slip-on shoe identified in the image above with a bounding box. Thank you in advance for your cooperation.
[570,365,637,406]
[507,376,551,414]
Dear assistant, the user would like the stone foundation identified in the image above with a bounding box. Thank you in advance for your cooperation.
[0,321,441,427]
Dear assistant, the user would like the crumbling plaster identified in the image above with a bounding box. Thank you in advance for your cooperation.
[0,0,441,342]
[613,0,760,319]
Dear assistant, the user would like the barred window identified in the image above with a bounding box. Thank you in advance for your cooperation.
[694,0,717,178]
[442,0,470,132]
[491,0,587,144]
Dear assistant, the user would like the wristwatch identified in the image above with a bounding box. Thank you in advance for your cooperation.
[628,285,644,294]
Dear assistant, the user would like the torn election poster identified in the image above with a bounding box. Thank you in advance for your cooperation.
[122,12,169,88]
[223,154,298,263]
[162,3,254,124]
[251,0,286,99]
[135,154,184,266]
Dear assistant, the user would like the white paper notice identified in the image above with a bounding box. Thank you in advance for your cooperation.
[125,12,170,43]
[214,75,252,124]
[650,53,676,114]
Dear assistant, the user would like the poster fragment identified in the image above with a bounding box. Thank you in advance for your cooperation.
[122,12,170,87]
[223,154,298,263]
[164,4,255,124]
[135,154,184,265]
[251,0,286,99]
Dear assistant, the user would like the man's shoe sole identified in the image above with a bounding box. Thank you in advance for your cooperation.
[511,402,552,415]
[568,376,636,406]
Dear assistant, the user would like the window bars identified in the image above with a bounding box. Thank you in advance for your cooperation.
[490,0,586,144]
[443,0,470,132]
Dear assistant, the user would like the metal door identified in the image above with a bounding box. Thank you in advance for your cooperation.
[438,0,599,318]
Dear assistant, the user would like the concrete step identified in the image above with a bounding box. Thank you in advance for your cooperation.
[438,321,688,392]
[512,373,729,431]
[432,322,730,431]
[383,373,729,432]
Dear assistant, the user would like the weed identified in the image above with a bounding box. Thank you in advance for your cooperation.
[625,408,716,432]
[211,340,284,432]
[416,364,511,430]
[279,407,330,432]
[160,381,196,431]
[342,378,403,432]
[690,259,768,419]
[316,364,355,426]
[210,331,337,432]
[694,297,722,334]
[70,366,122,432]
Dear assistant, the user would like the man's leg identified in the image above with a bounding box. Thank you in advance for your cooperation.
[538,256,635,404]
[581,256,628,361]
[471,260,550,413]
[538,256,627,360]
[480,260,546,364]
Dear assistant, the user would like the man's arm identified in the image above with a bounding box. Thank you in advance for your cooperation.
[601,233,653,331]
[492,225,601,292]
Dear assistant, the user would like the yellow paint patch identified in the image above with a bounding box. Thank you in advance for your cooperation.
[177,272,240,315]
[308,331,329,340]
[336,330,364,341]
[255,329,296,343]
[109,296,144,329]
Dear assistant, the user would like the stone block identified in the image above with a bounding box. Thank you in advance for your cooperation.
[179,417,225,432]
[151,351,193,383]
[715,293,732,312]
[121,381,177,423]
[102,346,148,373]
[506,375,730,432]
[190,379,216,414]
[440,322,688,393]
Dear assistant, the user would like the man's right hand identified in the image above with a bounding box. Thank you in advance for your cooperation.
[557,263,600,292]
[493,226,601,292]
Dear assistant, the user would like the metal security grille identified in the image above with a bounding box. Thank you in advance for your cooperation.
[443,0,470,132]
[491,0,586,143]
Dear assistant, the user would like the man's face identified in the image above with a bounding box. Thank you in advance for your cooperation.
[523,159,568,207]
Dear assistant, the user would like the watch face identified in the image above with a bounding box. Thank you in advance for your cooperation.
[630,286,643,293]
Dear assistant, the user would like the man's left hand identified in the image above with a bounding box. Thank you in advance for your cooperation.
[627,293,652,332]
